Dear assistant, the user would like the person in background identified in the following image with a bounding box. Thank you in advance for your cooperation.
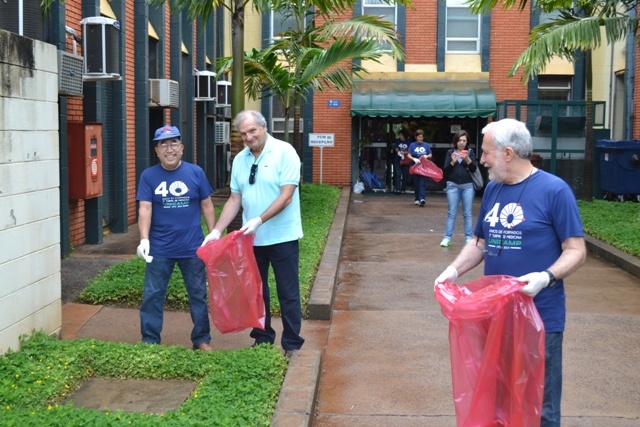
[407,129,433,207]
[136,125,216,351]
[440,130,477,247]
[392,128,411,194]
[434,118,586,426]
[202,110,305,358]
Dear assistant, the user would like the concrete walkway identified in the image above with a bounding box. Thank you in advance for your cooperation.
[61,189,640,426]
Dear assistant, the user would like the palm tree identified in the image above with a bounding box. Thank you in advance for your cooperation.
[154,0,409,165]
[148,0,251,160]
[216,11,405,157]
[468,0,639,201]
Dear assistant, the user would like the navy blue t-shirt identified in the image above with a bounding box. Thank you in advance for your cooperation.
[408,141,432,159]
[474,170,584,332]
[137,162,213,258]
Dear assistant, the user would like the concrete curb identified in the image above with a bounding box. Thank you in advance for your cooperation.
[307,186,350,321]
[271,187,348,425]
[270,350,322,427]
[585,235,640,280]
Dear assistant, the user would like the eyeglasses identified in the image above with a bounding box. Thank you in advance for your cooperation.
[157,141,181,150]
[249,163,258,185]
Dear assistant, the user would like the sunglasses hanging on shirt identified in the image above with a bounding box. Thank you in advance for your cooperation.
[249,163,258,185]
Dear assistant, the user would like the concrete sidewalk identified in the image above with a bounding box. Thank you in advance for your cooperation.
[61,189,640,426]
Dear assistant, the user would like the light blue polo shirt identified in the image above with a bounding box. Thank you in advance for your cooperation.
[230,134,303,246]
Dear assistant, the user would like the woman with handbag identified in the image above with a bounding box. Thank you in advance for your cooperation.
[440,130,477,247]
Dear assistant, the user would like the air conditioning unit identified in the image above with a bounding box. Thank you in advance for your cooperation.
[0,0,43,39]
[216,80,231,107]
[58,50,84,97]
[194,70,216,101]
[81,16,121,81]
[150,79,179,108]
[215,122,230,144]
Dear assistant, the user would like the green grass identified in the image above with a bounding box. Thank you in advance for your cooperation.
[75,183,342,317]
[578,199,640,257]
[0,332,286,426]
[0,184,341,426]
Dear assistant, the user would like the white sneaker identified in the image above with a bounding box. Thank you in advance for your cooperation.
[414,200,420,205]
[440,238,451,247]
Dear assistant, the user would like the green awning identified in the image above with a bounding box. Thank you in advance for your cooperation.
[351,80,496,118]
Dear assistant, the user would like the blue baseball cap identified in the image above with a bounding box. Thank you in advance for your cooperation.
[153,125,181,142]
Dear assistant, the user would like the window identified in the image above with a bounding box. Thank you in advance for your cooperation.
[149,38,159,79]
[271,98,303,143]
[362,0,396,50]
[537,75,571,101]
[271,9,298,41]
[363,0,396,25]
[537,3,562,25]
[446,0,480,53]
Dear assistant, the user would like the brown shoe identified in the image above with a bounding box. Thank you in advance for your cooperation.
[194,342,213,352]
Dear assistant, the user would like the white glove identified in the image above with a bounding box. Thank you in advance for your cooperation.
[412,158,420,164]
[201,229,221,246]
[136,239,152,262]
[240,217,262,235]
[517,272,550,297]
[434,265,458,289]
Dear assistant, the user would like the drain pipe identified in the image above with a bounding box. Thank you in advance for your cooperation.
[625,6,636,140]
[18,0,23,35]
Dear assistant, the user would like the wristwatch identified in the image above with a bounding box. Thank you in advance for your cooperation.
[544,269,557,287]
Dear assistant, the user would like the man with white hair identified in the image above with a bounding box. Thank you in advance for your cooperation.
[203,110,305,357]
[435,118,586,426]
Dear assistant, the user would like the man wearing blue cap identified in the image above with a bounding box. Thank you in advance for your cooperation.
[136,125,216,351]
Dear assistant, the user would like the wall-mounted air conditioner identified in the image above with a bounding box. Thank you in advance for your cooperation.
[58,51,84,97]
[216,80,231,107]
[150,79,179,108]
[0,0,43,40]
[215,122,230,144]
[81,16,121,81]
[194,70,216,101]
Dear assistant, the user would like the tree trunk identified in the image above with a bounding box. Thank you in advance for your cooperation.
[293,99,302,159]
[228,0,246,167]
[582,50,594,201]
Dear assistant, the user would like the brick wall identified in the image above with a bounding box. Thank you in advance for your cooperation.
[405,0,437,65]
[635,39,640,139]
[311,11,353,186]
[487,6,530,101]
[66,0,85,245]
[125,0,137,227]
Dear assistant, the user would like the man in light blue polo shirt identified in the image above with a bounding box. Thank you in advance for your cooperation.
[202,110,304,356]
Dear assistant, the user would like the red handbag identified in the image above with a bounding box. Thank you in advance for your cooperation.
[399,153,413,166]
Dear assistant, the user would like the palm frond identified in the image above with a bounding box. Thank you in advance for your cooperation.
[318,15,404,60]
[467,0,530,14]
[511,14,636,80]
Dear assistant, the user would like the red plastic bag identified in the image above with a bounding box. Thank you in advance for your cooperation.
[400,153,413,166]
[196,231,266,334]
[434,275,545,427]
[409,157,443,182]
